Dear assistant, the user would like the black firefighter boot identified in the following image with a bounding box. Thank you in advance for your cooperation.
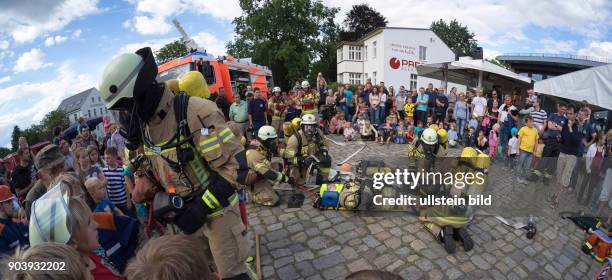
[439,225,456,254]
[454,227,474,252]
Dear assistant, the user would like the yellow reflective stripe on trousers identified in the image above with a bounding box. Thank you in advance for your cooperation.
[199,136,221,153]
[188,157,210,187]
[219,127,235,143]
[207,194,239,218]
[202,190,221,209]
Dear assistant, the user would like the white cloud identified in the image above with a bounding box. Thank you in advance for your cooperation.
[0,40,8,50]
[0,76,11,84]
[578,41,612,59]
[117,37,177,56]
[122,20,132,29]
[72,29,82,38]
[13,48,52,72]
[192,32,227,56]
[0,0,101,43]
[44,35,68,47]
[0,63,96,146]
[483,49,501,60]
[539,38,578,54]
[126,0,241,35]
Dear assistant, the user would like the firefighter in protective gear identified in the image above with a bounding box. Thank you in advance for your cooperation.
[245,126,293,206]
[437,129,448,150]
[99,47,251,279]
[297,81,319,120]
[300,114,331,184]
[268,87,286,137]
[279,117,309,185]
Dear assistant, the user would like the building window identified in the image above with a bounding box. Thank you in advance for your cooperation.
[93,109,97,117]
[373,71,377,84]
[105,108,108,114]
[100,108,103,116]
[91,97,94,103]
[364,46,368,61]
[338,48,343,61]
[410,74,418,90]
[73,114,77,122]
[419,46,427,60]
[98,96,101,102]
[87,110,91,118]
[365,73,368,80]
[348,73,362,85]
[348,46,362,60]
[373,41,377,58]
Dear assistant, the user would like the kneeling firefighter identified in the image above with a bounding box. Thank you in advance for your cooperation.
[280,117,308,185]
[245,126,294,206]
[99,47,251,279]
[300,114,331,184]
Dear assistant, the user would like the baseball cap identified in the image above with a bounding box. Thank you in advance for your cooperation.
[0,185,15,203]
[34,144,65,170]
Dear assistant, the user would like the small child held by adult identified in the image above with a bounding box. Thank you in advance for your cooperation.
[85,177,125,216]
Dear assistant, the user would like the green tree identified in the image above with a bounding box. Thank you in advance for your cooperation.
[21,125,45,146]
[155,40,189,64]
[0,147,10,159]
[430,19,478,57]
[11,126,21,152]
[40,109,69,140]
[486,58,508,69]
[227,0,339,89]
[340,4,387,41]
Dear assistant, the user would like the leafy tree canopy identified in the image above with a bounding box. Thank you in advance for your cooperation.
[430,19,478,57]
[340,4,387,41]
[155,40,189,64]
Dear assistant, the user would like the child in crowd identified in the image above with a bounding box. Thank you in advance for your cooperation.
[507,127,519,168]
[445,108,455,124]
[126,234,218,280]
[476,130,488,152]
[465,127,477,147]
[353,100,369,123]
[531,138,545,170]
[404,98,415,125]
[468,117,479,132]
[426,116,433,127]
[343,122,356,141]
[0,185,28,257]
[406,124,415,143]
[414,120,425,139]
[325,90,336,106]
[377,119,394,145]
[480,115,492,136]
[355,113,367,132]
[360,120,378,141]
[103,147,133,217]
[88,145,104,168]
[75,147,106,184]
[394,120,407,144]
[489,123,500,160]
[447,123,459,147]
[329,112,342,134]
[515,116,539,184]
[85,177,125,216]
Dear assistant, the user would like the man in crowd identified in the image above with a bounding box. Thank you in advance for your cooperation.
[395,86,407,120]
[10,147,36,202]
[434,90,449,123]
[498,94,515,154]
[230,93,249,139]
[487,90,502,114]
[534,103,566,181]
[426,83,438,119]
[415,87,429,125]
[550,104,582,208]
[249,88,269,138]
[520,99,547,132]
[59,139,75,171]
[472,88,487,120]
[343,83,353,120]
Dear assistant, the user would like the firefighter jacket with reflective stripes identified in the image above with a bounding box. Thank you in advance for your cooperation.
[281,129,310,164]
[143,88,248,198]
[268,97,286,121]
[246,144,284,184]
[298,91,319,112]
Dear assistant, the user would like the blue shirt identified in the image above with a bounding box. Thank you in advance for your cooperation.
[416,94,429,111]
[0,218,29,257]
[435,95,448,114]
[95,198,117,213]
[248,99,267,122]
[344,90,353,109]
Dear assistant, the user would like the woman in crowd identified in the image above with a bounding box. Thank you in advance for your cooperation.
[447,87,458,114]
[454,93,469,141]
[369,86,382,125]
[75,147,107,186]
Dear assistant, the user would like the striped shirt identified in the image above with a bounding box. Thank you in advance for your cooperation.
[530,109,548,129]
[102,166,127,206]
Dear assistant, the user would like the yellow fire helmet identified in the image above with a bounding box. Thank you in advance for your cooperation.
[428,124,439,132]
[165,79,180,93]
[291,117,301,129]
[283,122,294,138]
[460,147,478,166]
[178,71,210,99]
[475,153,491,171]
[437,129,448,143]
[29,183,75,246]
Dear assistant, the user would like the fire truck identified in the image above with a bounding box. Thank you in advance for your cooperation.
[157,19,273,101]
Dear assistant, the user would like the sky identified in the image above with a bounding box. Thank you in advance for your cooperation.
[0,0,611,147]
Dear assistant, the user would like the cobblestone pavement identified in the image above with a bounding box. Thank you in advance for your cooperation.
[247,135,603,279]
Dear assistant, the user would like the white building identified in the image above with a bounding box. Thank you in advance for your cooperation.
[57,87,113,140]
[337,27,466,92]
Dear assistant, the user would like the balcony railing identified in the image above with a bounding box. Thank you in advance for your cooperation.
[500,53,612,64]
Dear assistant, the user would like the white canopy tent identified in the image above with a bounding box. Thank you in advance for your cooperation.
[534,63,612,110]
[416,57,532,91]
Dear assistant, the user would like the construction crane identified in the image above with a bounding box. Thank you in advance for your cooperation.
[172,19,199,53]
